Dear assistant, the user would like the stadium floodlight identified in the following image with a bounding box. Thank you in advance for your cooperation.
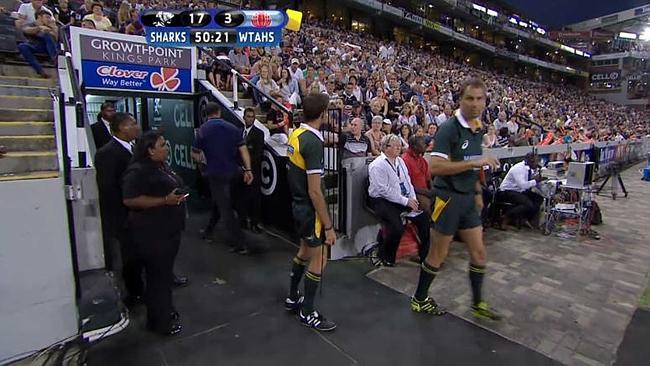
[584,52,591,58]
[560,44,576,53]
[472,4,487,13]
[519,21,529,28]
[619,31,638,39]
[509,17,518,24]
[576,50,584,56]
[487,9,498,17]
[536,27,546,35]
[640,28,650,41]
[429,4,434,8]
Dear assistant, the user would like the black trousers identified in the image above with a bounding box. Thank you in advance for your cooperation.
[500,190,543,223]
[369,197,430,263]
[233,173,262,226]
[103,224,144,298]
[208,175,246,248]
[135,232,181,332]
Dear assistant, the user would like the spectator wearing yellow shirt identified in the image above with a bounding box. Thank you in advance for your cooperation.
[83,3,112,31]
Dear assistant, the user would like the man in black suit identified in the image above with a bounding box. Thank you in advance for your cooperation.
[91,102,116,150]
[237,107,265,233]
[94,112,144,304]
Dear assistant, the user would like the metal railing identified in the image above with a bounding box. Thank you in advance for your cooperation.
[58,24,95,162]
[197,47,290,115]
[323,108,344,233]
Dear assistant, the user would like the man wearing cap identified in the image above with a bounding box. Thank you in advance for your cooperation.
[290,58,305,94]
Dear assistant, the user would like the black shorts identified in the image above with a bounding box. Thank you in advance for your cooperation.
[292,203,325,247]
[430,188,482,235]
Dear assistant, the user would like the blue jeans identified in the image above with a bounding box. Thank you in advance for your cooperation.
[249,74,261,105]
[18,33,58,75]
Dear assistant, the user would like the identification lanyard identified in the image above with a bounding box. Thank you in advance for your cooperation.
[385,159,409,197]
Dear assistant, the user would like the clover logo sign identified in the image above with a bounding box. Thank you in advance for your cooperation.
[150,68,181,92]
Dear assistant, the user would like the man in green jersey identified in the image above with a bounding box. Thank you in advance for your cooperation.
[284,93,338,331]
[410,78,501,320]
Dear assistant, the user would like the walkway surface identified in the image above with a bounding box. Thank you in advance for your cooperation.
[86,217,558,365]
[85,163,650,366]
[368,162,650,366]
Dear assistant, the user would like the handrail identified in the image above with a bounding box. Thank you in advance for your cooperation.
[197,47,291,115]
[58,24,95,160]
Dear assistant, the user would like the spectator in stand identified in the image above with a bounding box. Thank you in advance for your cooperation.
[341,118,370,160]
[397,123,411,151]
[278,67,300,106]
[16,0,52,26]
[398,102,417,128]
[17,10,58,79]
[256,65,282,110]
[493,111,508,132]
[496,127,510,147]
[54,0,74,26]
[0,145,6,158]
[83,3,112,31]
[435,104,452,126]
[228,48,251,75]
[483,125,498,148]
[81,18,95,29]
[365,115,385,156]
[424,123,437,151]
[116,1,131,31]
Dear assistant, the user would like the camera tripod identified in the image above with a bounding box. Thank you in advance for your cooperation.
[596,169,628,200]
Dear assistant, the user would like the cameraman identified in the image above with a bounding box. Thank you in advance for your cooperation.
[498,153,545,229]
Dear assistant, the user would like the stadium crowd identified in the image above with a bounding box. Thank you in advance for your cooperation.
[8,0,650,146]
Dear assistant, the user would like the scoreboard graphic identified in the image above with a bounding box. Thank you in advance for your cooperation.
[141,9,302,47]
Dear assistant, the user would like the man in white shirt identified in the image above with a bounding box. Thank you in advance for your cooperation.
[493,111,508,132]
[368,134,429,266]
[289,58,305,94]
[435,104,452,126]
[498,153,545,229]
[16,0,52,25]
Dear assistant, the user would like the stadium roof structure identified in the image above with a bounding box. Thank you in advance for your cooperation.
[565,4,650,39]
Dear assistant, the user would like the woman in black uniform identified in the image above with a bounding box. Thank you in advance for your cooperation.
[122,130,187,336]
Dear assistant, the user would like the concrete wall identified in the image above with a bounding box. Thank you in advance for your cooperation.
[0,178,78,363]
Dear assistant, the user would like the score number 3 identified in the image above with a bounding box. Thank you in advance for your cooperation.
[215,11,245,28]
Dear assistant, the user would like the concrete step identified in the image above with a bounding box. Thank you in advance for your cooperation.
[0,64,57,78]
[0,135,56,151]
[0,109,54,122]
[0,170,59,182]
[0,85,53,97]
[0,122,54,136]
[0,75,57,88]
[221,90,247,99]
[237,98,254,107]
[0,151,58,175]
[0,96,52,109]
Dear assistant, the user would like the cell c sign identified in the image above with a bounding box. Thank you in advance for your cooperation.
[590,71,621,82]
[70,27,196,94]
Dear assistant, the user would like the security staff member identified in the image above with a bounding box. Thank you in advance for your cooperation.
[91,101,115,149]
[499,153,545,229]
[283,93,337,332]
[94,112,143,304]
[122,131,187,336]
[235,107,265,233]
[410,78,501,320]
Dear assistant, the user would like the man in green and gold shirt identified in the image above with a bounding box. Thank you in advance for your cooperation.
[411,78,502,320]
[284,93,337,332]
